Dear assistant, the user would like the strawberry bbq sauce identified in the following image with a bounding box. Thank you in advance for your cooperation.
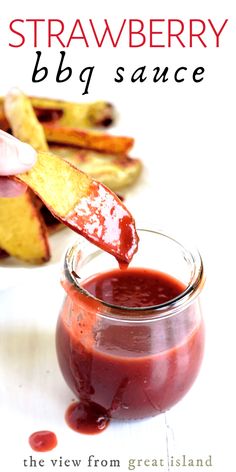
[29,431,57,452]
[56,231,205,435]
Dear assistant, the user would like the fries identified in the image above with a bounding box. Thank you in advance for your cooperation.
[43,124,133,154]
[4,89,49,152]
[0,191,50,263]
[30,97,115,128]
[0,88,141,264]
[14,152,138,263]
[0,90,50,264]
[1,91,132,154]
[16,151,91,216]
[49,145,142,191]
[0,96,116,129]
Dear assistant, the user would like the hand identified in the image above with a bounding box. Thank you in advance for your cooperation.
[0,130,36,197]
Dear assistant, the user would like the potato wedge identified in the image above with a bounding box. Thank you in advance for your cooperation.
[0,96,115,129]
[31,97,115,128]
[0,190,50,263]
[4,89,49,152]
[15,152,138,263]
[49,144,142,191]
[43,124,133,154]
[2,91,133,154]
[1,90,50,264]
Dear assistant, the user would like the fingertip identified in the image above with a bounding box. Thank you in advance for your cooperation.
[0,131,37,174]
[17,141,37,167]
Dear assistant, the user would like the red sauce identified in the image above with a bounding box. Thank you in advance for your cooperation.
[56,268,204,427]
[62,181,138,266]
[83,267,185,307]
[29,431,57,452]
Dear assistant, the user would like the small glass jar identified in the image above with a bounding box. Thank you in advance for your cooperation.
[56,229,205,420]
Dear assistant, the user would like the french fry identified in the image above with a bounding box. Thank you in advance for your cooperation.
[30,97,115,128]
[0,190,50,263]
[16,152,91,215]
[14,152,138,263]
[0,89,50,264]
[49,144,142,191]
[0,96,115,129]
[4,89,49,152]
[43,124,133,154]
[2,92,133,154]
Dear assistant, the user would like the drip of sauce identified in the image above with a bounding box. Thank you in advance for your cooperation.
[29,431,57,452]
[65,402,109,435]
[64,180,138,266]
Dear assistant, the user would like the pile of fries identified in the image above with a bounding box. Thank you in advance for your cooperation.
[0,90,142,264]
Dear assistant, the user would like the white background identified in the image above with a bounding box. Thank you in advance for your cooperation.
[0,1,236,471]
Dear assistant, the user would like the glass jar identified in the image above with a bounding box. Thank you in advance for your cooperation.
[56,229,205,420]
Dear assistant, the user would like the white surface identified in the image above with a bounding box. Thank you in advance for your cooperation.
[1,0,236,471]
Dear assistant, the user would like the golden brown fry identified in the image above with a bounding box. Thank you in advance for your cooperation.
[1,92,133,153]
[2,89,138,262]
[1,89,50,264]
[14,151,138,263]
[0,96,115,129]
[0,190,50,263]
[44,124,134,154]
[30,97,115,128]
[49,144,142,191]
[15,151,91,217]
[3,89,68,255]
[4,91,91,230]
[4,89,49,152]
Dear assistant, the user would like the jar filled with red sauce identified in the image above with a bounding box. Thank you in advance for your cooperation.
[56,229,205,422]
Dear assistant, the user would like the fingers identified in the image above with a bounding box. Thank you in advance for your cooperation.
[0,177,27,197]
[0,130,37,176]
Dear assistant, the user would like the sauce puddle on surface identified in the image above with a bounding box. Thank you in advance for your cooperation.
[65,401,110,435]
[29,431,58,452]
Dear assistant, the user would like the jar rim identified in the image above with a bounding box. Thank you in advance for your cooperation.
[63,228,205,321]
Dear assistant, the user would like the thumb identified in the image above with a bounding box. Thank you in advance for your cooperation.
[0,130,37,176]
